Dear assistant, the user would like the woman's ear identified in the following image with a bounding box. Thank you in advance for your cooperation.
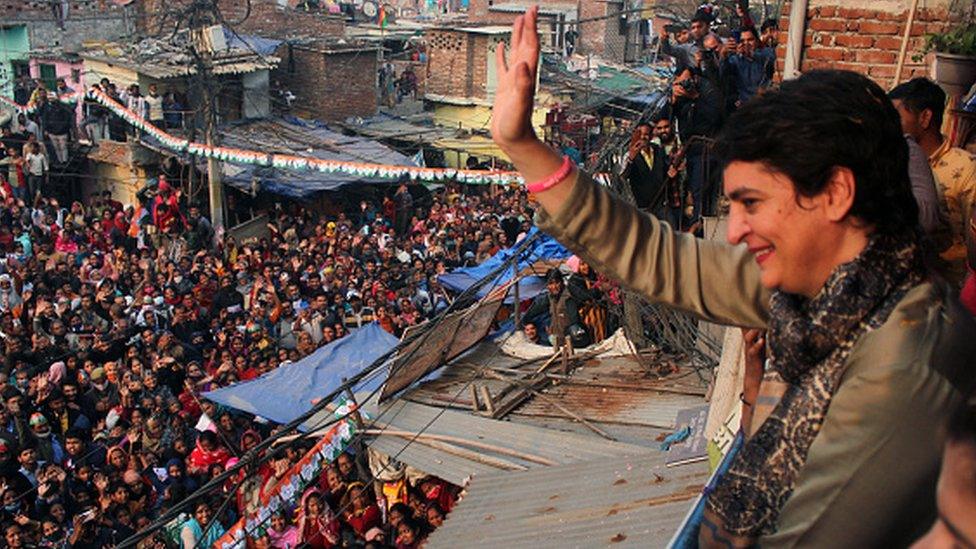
[823,167,857,223]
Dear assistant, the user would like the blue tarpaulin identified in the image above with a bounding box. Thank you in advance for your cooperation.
[438,227,572,302]
[203,323,398,425]
[223,30,283,56]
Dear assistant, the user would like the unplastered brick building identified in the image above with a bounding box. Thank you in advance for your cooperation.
[424,26,510,104]
[276,41,381,121]
[136,0,345,40]
[465,0,637,64]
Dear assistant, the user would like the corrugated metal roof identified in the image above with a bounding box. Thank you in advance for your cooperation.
[405,343,710,430]
[426,451,708,548]
[487,2,577,15]
[341,112,457,143]
[516,356,708,429]
[365,400,654,486]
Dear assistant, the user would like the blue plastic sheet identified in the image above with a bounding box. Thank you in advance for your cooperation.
[204,323,398,424]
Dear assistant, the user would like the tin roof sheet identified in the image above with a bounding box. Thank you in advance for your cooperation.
[426,451,708,548]
[405,343,710,430]
[366,400,653,486]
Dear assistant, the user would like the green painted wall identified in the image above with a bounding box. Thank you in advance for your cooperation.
[0,25,30,97]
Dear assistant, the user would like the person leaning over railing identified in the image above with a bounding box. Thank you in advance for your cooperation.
[490,7,976,548]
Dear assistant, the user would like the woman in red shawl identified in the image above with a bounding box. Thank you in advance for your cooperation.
[187,431,230,476]
[342,483,381,540]
[297,490,341,549]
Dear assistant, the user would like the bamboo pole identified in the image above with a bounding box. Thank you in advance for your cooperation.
[892,0,922,90]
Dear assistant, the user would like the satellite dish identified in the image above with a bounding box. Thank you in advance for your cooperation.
[362,1,378,17]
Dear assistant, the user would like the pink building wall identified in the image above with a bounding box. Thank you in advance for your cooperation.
[28,56,85,124]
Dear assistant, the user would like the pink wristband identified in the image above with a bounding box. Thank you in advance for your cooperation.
[525,155,575,194]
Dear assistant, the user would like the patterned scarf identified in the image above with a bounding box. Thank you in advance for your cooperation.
[706,232,925,537]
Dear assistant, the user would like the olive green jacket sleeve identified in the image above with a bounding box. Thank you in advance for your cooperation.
[534,172,770,328]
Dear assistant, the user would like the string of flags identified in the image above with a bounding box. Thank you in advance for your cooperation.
[0,90,525,185]
[0,91,83,115]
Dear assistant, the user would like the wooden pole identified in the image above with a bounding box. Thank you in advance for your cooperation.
[512,263,521,330]
[479,385,495,415]
[892,0,922,90]
[342,380,372,487]
[482,370,616,441]
[469,384,480,413]
[561,336,572,375]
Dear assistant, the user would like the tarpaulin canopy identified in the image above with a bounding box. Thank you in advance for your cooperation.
[223,30,283,56]
[218,116,414,199]
[203,323,398,425]
[438,227,571,302]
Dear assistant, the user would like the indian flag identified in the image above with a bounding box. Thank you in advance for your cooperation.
[378,5,388,28]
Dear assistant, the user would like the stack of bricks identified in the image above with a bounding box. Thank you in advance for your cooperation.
[774,2,955,89]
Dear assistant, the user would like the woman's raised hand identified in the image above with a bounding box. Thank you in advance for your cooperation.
[491,6,541,152]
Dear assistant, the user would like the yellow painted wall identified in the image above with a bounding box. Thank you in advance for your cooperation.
[83,59,180,95]
[87,162,148,205]
[429,98,553,167]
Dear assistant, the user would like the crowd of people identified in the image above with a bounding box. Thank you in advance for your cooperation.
[0,69,554,547]
[620,4,779,234]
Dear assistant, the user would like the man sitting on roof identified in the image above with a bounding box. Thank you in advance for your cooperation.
[523,269,589,349]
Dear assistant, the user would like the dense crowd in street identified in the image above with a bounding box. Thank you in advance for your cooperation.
[0,0,974,547]
[0,70,546,545]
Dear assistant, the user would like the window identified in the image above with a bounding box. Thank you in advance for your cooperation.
[71,68,81,84]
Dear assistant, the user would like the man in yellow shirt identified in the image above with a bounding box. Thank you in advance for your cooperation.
[891,78,976,284]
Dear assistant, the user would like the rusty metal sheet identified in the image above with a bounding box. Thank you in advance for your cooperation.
[405,347,709,429]
[381,297,503,401]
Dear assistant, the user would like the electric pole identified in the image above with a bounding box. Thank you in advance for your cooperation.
[205,73,225,232]
[189,0,225,232]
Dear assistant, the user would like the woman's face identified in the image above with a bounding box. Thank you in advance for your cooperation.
[270,514,286,531]
[306,496,321,517]
[194,503,211,525]
[723,161,855,298]
[49,503,65,523]
[397,522,415,544]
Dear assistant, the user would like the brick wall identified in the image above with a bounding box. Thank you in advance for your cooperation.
[426,29,475,99]
[774,2,954,89]
[0,0,124,18]
[278,45,378,121]
[0,0,132,49]
[138,0,344,40]
[219,0,345,38]
[466,0,629,63]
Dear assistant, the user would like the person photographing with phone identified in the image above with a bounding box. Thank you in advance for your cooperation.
[491,6,975,547]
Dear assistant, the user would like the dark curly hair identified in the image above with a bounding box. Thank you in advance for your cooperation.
[889,77,947,129]
[714,70,919,237]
